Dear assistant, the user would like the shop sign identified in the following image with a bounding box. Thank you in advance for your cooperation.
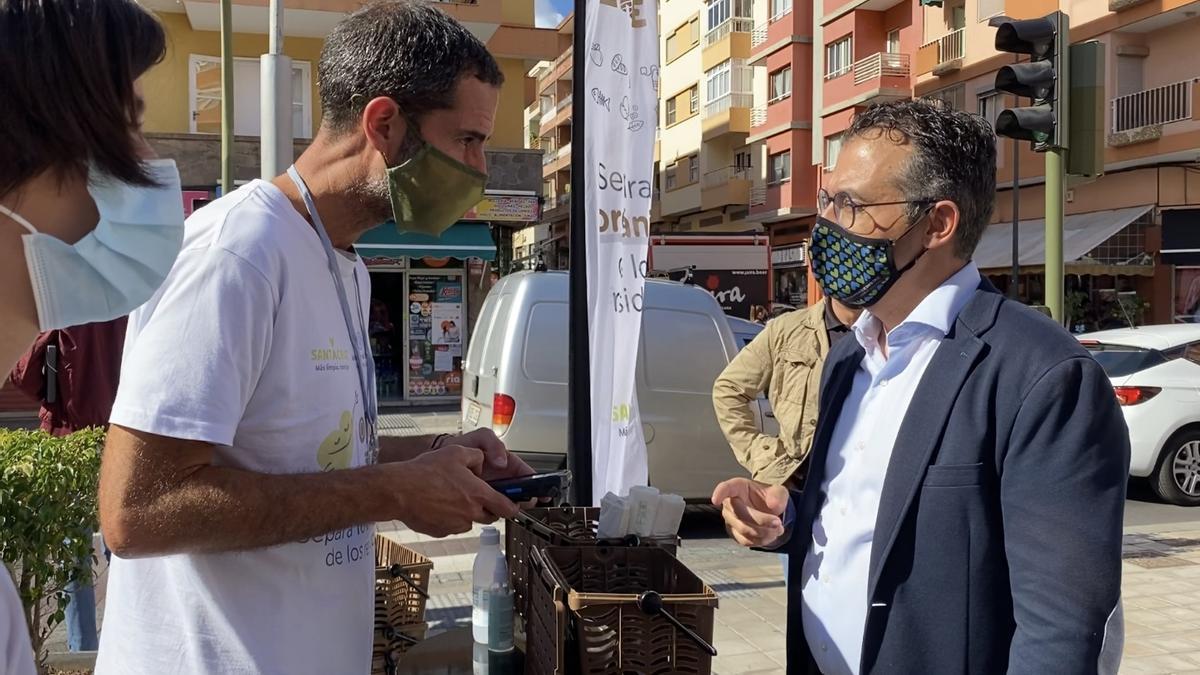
[697,269,769,318]
[771,245,806,268]
[463,195,541,222]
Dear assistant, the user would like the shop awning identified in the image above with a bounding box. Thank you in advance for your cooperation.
[354,222,496,261]
[973,205,1153,271]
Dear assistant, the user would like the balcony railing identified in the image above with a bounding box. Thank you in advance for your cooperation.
[545,192,572,211]
[751,22,768,48]
[921,28,965,65]
[751,7,793,48]
[556,94,573,112]
[751,105,768,127]
[1111,79,1195,133]
[553,47,572,71]
[702,166,752,188]
[704,92,754,118]
[703,17,754,48]
[542,149,558,166]
[557,142,571,159]
[852,52,911,85]
[750,185,767,206]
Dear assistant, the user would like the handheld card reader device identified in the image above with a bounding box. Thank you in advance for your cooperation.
[487,470,572,502]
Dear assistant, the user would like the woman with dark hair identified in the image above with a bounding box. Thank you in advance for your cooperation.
[0,1,183,671]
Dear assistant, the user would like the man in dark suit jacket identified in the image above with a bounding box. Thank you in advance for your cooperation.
[712,99,1129,675]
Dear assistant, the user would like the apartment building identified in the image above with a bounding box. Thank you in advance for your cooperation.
[528,16,576,270]
[656,0,760,235]
[915,0,1200,325]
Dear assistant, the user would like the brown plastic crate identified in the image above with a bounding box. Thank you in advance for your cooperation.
[370,622,428,675]
[506,507,680,623]
[372,534,432,673]
[375,535,433,628]
[526,546,718,675]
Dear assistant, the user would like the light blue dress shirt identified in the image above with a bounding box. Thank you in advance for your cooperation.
[798,262,981,675]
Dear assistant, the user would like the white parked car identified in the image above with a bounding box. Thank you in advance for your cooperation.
[1077,325,1200,505]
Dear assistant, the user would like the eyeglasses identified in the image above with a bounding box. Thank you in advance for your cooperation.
[817,188,937,232]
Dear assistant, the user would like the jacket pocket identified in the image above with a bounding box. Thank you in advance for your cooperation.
[775,348,816,405]
[923,462,986,488]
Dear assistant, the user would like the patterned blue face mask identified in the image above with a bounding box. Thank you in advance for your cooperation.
[809,215,928,308]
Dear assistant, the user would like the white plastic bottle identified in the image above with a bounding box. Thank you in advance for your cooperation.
[471,527,514,651]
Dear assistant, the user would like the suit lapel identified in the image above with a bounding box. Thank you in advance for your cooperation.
[865,291,997,600]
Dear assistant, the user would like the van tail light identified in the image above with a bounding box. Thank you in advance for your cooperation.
[1113,386,1161,406]
[493,394,516,435]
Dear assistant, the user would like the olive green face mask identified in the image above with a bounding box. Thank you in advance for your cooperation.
[386,141,488,237]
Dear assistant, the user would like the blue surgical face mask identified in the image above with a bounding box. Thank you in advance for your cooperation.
[0,159,185,330]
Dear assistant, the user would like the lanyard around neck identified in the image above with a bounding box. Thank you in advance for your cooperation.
[286,166,378,463]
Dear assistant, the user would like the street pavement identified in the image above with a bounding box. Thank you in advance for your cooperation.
[36,409,1200,673]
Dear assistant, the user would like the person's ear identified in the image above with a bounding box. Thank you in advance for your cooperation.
[361,97,410,159]
[925,200,960,252]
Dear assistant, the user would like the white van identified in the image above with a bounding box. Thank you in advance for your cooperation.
[462,271,776,500]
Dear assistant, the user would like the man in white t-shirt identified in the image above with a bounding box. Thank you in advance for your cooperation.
[95,4,531,673]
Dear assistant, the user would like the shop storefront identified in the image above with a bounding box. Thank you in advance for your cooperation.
[771,244,808,309]
[355,223,496,406]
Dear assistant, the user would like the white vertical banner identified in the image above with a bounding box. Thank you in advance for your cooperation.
[584,0,658,504]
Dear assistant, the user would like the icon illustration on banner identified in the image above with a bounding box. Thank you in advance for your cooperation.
[591,87,612,112]
[611,54,628,76]
[638,65,659,93]
[590,43,604,66]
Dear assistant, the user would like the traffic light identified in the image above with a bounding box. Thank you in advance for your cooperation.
[992,12,1069,152]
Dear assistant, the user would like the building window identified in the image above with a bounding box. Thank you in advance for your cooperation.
[706,0,730,31]
[824,133,844,170]
[769,66,792,102]
[705,0,752,30]
[977,0,1004,20]
[666,98,677,126]
[190,55,313,138]
[729,150,748,171]
[977,90,1002,131]
[770,0,792,20]
[689,86,699,115]
[926,84,966,111]
[666,164,678,190]
[886,29,901,54]
[769,151,792,184]
[705,59,753,116]
[667,15,703,62]
[689,156,700,183]
[825,37,852,79]
[706,60,731,102]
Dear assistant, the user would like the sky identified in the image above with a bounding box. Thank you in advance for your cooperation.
[535,0,572,27]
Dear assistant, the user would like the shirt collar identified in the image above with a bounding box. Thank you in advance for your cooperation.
[852,261,981,346]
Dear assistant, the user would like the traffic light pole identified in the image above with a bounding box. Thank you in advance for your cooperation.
[1045,147,1066,324]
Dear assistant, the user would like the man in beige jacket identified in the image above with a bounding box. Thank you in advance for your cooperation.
[713,297,859,489]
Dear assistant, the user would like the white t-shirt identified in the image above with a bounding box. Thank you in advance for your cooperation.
[97,180,375,675]
[1,572,35,675]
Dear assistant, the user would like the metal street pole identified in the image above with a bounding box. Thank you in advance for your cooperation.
[1010,138,1019,299]
[220,0,234,195]
[567,1,593,506]
[260,0,293,179]
[1045,147,1065,323]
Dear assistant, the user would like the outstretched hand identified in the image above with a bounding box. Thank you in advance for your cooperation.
[711,478,791,549]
